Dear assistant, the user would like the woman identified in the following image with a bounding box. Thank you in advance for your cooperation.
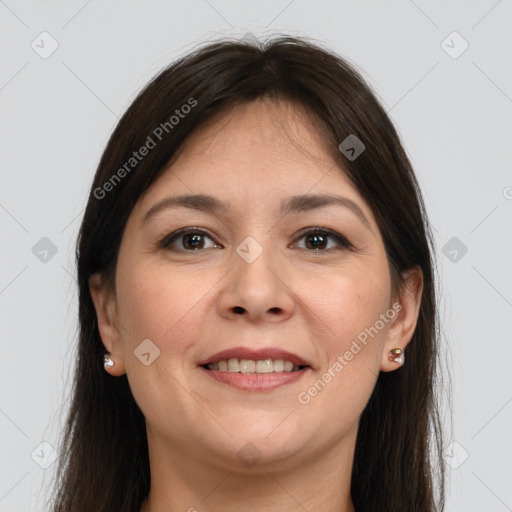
[51,35,448,511]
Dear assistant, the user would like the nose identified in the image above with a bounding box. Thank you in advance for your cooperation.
[217,241,296,323]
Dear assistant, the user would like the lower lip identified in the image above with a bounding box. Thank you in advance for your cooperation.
[199,367,310,391]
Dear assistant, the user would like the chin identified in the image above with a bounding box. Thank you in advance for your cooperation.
[214,421,314,468]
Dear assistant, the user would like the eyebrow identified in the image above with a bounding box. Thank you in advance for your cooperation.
[143,193,373,232]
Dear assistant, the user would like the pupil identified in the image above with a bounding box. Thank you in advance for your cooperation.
[307,234,326,250]
[184,234,203,250]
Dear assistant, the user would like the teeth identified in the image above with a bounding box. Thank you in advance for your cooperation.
[206,358,304,373]
[227,358,240,372]
[273,359,284,372]
[240,359,256,373]
[256,359,273,373]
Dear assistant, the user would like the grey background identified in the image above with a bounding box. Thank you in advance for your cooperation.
[1,1,511,510]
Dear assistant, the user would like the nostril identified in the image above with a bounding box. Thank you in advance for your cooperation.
[233,306,245,314]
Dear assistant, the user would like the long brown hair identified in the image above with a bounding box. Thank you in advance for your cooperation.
[50,35,448,511]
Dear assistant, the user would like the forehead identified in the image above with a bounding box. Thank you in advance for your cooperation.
[133,98,373,225]
[175,98,340,172]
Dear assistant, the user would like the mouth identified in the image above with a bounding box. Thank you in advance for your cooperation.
[197,347,312,391]
[200,358,308,373]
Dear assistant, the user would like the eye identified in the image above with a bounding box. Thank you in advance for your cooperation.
[158,228,220,251]
[158,226,352,253]
[293,227,352,251]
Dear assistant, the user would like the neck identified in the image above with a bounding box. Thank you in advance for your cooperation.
[140,426,357,512]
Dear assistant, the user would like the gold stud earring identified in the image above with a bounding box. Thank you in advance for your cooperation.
[388,348,404,364]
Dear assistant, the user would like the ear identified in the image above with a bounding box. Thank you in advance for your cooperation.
[380,266,423,372]
[89,273,126,376]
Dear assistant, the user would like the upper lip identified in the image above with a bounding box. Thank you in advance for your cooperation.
[197,346,311,367]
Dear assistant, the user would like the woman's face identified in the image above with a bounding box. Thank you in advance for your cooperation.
[91,98,422,473]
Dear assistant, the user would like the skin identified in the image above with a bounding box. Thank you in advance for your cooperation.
[89,98,423,512]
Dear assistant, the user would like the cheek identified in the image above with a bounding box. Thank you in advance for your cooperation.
[301,259,391,350]
[116,261,214,352]
[114,263,212,425]
[294,270,390,435]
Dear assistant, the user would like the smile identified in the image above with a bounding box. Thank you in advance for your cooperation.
[198,346,312,391]
[203,358,306,373]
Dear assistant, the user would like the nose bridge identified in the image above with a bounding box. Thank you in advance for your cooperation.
[220,232,295,320]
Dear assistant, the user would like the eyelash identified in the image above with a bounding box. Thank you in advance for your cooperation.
[157,226,353,253]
